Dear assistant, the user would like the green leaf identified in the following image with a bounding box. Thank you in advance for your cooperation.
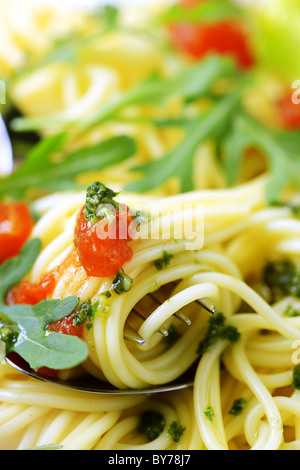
[0,239,89,370]
[221,112,300,203]
[1,297,89,370]
[126,89,240,193]
[240,114,300,203]
[14,133,67,176]
[0,134,136,198]
[222,114,256,186]
[0,238,41,303]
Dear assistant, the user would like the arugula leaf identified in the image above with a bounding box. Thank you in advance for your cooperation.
[223,112,300,203]
[11,56,234,133]
[0,238,41,303]
[221,114,256,186]
[0,134,136,198]
[126,89,241,193]
[1,297,89,370]
[0,240,88,370]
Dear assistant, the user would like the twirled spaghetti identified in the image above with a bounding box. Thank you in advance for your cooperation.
[1,175,300,450]
[1,0,300,453]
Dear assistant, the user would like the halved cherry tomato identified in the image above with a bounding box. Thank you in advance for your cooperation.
[278,90,300,129]
[168,0,254,70]
[74,204,134,278]
[47,311,84,338]
[6,270,82,338]
[0,201,34,263]
[6,272,57,305]
[168,20,254,69]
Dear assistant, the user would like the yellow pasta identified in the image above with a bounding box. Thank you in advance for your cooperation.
[1,174,300,450]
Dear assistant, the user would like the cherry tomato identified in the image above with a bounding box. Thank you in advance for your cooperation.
[6,272,57,305]
[168,20,254,70]
[47,312,84,338]
[167,0,254,70]
[278,90,300,129]
[74,204,134,278]
[0,201,35,263]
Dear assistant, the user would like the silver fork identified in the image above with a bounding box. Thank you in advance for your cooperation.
[124,293,215,346]
[6,293,215,394]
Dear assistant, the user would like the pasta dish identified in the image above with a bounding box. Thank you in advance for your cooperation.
[1,0,300,451]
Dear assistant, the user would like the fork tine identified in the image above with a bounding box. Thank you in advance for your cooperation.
[148,292,192,325]
[124,290,216,346]
[124,324,146,345]
[173,311,191,325]
[150,291,216,317]
[132,307,169,337]
[196,298,216,315]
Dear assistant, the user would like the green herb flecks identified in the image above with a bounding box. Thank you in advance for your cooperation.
[292,365,300,390]
[164,324,181,344]
[138,410,165,441]
[154,251,174,271]
[112,269,134,295]
[197,312,240,354]
[74,299,98,331]
[84,181,120,224]
[203,405,215,422]
[262,260,300,303]
[0,314,20,352]
[167,421,186,443]
[229,398,247,416]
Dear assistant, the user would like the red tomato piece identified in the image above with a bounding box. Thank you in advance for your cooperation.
[74,204,134,278]
[278,91,300,129]
[0,201,35,263]
[47,312,84,338]
[168,20,254,70]
[6,272,57,305]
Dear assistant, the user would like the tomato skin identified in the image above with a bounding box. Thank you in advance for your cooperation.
[47,312,84,338]
[74,205,134,278]
[169,20,254,70]
[278,91,300,129]
[6,272,57,305]
[6,270,83,338]
[168,0,254,70]
[0,202,34,263]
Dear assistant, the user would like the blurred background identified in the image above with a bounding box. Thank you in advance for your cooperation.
[0,0,299,197]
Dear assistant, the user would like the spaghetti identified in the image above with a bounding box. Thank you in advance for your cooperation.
[1,176,300,449]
